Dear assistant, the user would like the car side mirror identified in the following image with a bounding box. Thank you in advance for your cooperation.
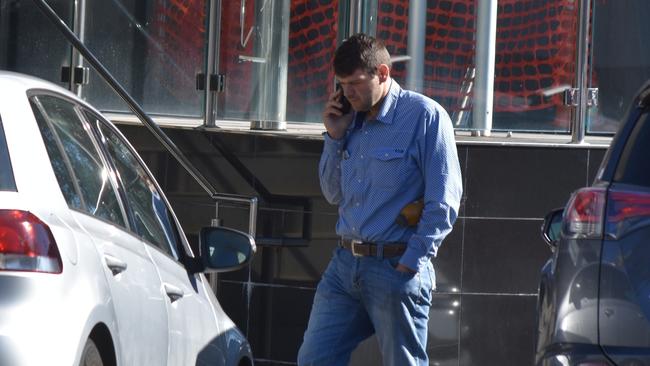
[198,226,256,273]
[541,208,563,250]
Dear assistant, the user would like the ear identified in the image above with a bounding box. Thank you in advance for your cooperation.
[377,64,390,83]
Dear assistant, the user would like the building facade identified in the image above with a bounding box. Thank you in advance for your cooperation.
[2,0,646,364]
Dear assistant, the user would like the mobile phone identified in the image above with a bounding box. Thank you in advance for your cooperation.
[336,83,352,114]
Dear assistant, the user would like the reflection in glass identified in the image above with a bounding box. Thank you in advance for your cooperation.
[376,1,578,133]
[95,119,179,258]
[285,0,340,123]
[217,0,291,123]
[589,0,650,134]
[201,227,253,270]
[0,0,72,85]
[82,0,206,116]
[34,96,125,227]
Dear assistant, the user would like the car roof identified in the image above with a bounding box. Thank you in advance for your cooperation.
[0,71,107,122]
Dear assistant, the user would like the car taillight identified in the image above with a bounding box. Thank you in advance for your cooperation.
[605,190,650,239]
[0,210,62,273]
[563,187,607,239]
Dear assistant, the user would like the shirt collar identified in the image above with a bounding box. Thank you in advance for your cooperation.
[371,79,401,125]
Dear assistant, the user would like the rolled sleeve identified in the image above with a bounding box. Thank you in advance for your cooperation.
[318,133,346,204]
[399,108,463,273]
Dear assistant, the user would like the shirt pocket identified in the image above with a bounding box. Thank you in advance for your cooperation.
[369,147,408,189]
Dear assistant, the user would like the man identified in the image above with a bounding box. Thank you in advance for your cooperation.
[298,33,462,366]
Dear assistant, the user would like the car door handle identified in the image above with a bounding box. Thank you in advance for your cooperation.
[163,283,184,303]
[104,254,127,275]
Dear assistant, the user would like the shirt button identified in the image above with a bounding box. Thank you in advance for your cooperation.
[337,150,341,154]
[360,155,364,159]
[384,153,389,157]
[352,227,356,231]
[357,179,361,183]
[364,131,368,135]
[355,202,360,206]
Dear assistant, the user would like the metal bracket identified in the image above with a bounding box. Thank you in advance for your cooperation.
[564,87,598,107]
[196,73,226,92]
[61,66,89,85]
[212,194,258,238]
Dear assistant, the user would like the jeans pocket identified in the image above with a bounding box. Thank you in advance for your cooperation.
[384,256,417,280]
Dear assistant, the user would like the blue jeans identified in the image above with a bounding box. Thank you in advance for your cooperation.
[298,246,435,366]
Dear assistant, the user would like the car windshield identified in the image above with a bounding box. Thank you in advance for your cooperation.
[0,116,16,191]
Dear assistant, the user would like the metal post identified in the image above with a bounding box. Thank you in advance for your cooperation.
[407,0,426,93]
[472,0,497,136]
[250,0,288,130]
[349,0,363,35]
[204,0,221,127]
[71,0,86,96]
[572,0,591,144]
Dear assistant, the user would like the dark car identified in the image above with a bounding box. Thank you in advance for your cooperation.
[536,82,650,366]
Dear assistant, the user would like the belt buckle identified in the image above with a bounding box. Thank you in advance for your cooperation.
[350,240,364,257]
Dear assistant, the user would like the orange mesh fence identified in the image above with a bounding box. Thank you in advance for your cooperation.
[287,0,339,120]
[150,0,206,101]
[377,0,578,116]
[150,1,579,122]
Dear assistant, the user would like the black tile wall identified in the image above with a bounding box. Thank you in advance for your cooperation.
[433,218,464,293]
[457,146,469,217]
[464,146,589,218]
[427,294,462,365]
[247,285,315,363]
[462,218,550,294]
[118,123,609,366]
[460,294,537,365]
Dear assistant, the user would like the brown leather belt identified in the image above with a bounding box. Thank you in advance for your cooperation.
[339,239,406,258]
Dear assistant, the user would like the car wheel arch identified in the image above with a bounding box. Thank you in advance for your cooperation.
[84,323,116,366]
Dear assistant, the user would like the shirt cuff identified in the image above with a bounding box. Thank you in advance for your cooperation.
[323,132,345,156]
[399,246,430,273]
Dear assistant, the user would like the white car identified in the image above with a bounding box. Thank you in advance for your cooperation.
[0,71,255,366]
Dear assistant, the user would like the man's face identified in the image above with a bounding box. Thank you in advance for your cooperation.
[336,68,384,113]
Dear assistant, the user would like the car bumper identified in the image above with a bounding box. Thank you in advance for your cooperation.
[0,271,108,366]
[536,343,613,366]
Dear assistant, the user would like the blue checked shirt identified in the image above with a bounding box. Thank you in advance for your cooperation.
[319,80,463,272]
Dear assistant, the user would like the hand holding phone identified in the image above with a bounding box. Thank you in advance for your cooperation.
[323,83,354,139]
[336,83,352,115]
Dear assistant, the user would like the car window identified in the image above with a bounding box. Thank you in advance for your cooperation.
[91,115,179,258]
[615,111,650,187]
[31,100,82,208]
[0,116,16,191]
[31,95,126,227]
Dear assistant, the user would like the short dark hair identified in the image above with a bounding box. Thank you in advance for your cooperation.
[333,33,392,77]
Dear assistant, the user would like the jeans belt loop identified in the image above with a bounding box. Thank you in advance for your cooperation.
[376,244,384,259]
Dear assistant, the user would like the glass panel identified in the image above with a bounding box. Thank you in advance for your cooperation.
[35,95,126,227]
[375,0,577,133]
[0,116,16,191]
[285,0,341,122]
[219,0,327,122]
[82,0,207,117]
[493,0,576,132]
[0,0,72,85]
[589,1,650,134]
[95,120,179,258]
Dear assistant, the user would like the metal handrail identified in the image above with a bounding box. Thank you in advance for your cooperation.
[33,0,258,231]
